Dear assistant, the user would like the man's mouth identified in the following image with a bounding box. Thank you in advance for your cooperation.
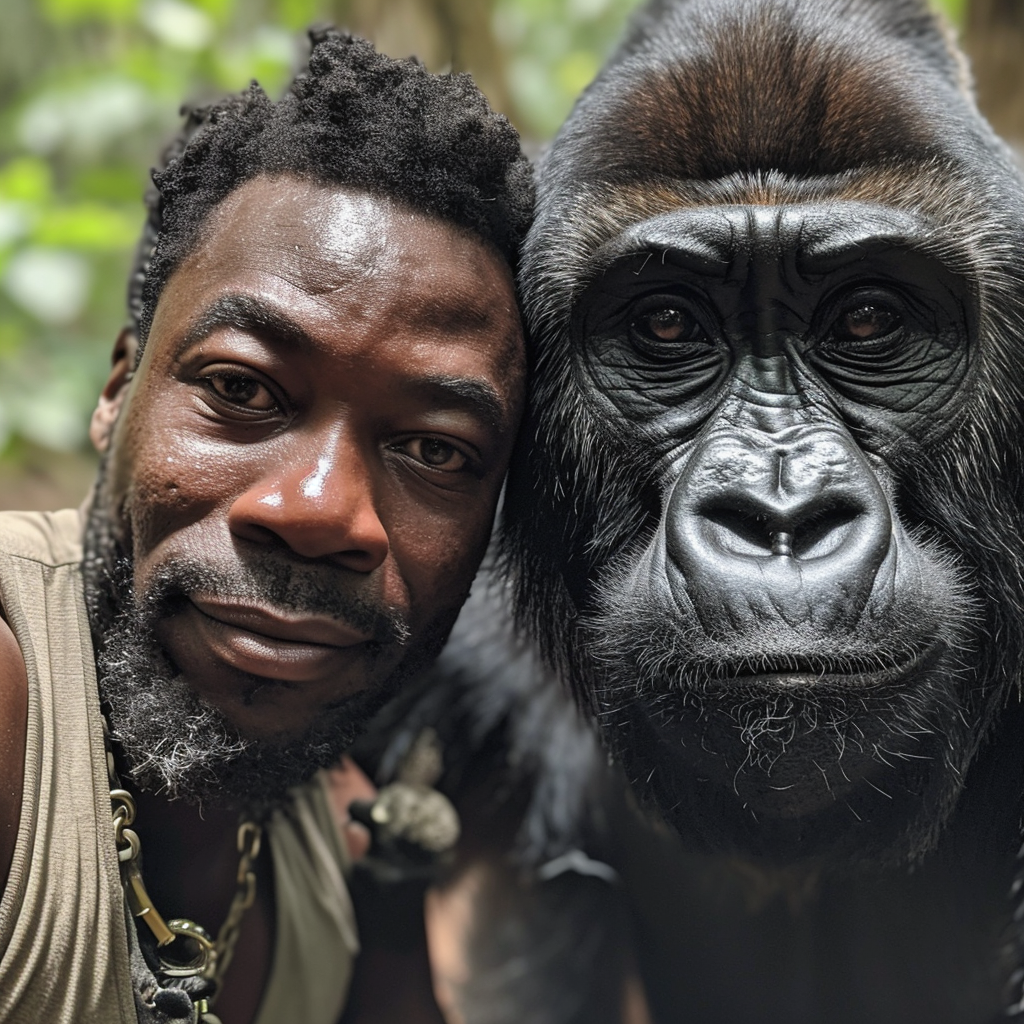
[181,595,378,683]
[191,595,375,646]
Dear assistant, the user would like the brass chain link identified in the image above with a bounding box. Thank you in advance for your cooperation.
[104,716,262,1007]
[205,819,262,987]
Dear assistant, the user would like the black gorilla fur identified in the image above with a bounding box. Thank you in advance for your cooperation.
[508,0,1024,870]
[356,563,641,1024]
[455,0,1024,1019]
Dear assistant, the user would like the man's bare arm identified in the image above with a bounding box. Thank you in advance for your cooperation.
[0,612,27,892]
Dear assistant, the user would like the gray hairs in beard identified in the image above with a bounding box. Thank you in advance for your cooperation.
[96,593,399,810]
[82,485,422,811]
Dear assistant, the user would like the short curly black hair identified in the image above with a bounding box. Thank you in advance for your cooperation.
[130,27,534,346]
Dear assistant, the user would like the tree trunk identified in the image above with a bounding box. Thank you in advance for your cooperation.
[327,0,519,126]
[963,0,1024,145]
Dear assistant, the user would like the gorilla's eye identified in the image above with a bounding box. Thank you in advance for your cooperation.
[645,309,690,341]
[835,304,900,343]
[630,306,706,358]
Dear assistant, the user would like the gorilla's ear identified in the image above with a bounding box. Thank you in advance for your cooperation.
[89,327,137,454]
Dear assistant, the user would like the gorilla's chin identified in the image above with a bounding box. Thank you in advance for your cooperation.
[580,551,984,869]
[601,670,973,870]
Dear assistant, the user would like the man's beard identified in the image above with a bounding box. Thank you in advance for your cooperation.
[82,488,449,812]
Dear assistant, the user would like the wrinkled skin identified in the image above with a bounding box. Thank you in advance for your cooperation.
[93,175,524,765]
[502,0,1024,1019]
[80,173,524,1024]
[577,204,976,864]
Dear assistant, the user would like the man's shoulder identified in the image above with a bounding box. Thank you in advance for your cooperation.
[0,509,83,568]
[0,512,33,893]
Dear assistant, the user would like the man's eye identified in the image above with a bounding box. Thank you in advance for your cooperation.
[204,372,277,412]
[399,438,469,472]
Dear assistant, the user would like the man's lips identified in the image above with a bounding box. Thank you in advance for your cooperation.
[190,595,374,647]
[179,596,376,683]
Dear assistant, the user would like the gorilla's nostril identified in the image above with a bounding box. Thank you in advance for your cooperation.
[791,502,862,559]
[696,498,866,561]
[701,507,775,556]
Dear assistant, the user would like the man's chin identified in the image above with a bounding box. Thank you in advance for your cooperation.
[94,593,404,810]
[103,658,393,811]
[166,666,391,748]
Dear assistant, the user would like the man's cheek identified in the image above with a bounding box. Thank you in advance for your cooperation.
[402,541,489,626]
[124,417,249,554]
[127,467,216,559]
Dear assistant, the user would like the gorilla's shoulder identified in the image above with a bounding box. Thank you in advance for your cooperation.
[355,562,616,868]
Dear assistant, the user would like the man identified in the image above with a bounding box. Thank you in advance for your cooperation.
[0,29,531,1024]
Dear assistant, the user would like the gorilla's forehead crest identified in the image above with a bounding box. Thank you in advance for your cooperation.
[545,0,976,186]
[524,0,1024,346]
[572,2,962,177]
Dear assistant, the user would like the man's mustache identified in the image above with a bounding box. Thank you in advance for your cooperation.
[133,553,410,647]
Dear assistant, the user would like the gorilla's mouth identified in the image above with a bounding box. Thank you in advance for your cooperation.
[700,644,943,691]
[581,528,980,863]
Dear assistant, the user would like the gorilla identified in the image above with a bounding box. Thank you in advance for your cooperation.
[490,0,1024,1019]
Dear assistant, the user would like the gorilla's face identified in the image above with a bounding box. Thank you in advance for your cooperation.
[566,202,983,865]
[508,0,1024,868]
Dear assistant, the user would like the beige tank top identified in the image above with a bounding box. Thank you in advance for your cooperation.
[0,510,359,1024]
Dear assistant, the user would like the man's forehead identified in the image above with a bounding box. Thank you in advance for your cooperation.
[138,172,523,402]
[193,177,396,274]
[177,173,514,311]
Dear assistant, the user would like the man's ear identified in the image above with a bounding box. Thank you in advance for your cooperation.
[89,328,138,454]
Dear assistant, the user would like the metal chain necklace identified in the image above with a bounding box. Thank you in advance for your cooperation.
[104,716,262,1023]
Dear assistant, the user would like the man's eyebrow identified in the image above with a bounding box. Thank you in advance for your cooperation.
[406,293,496,334]
[407,374,510,431]
[174,295,510,428]
[176,294,311,355]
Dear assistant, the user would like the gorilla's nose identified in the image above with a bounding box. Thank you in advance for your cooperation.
[696,487,866,561]
[665,428,893,632]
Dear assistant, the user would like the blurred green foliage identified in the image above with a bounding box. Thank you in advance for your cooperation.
[0,0,966,465]
[0,0,647,462]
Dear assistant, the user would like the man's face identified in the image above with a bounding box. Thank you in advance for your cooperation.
[91,174,524,801]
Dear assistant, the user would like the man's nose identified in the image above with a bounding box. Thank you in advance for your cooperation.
[228,434,389,572]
